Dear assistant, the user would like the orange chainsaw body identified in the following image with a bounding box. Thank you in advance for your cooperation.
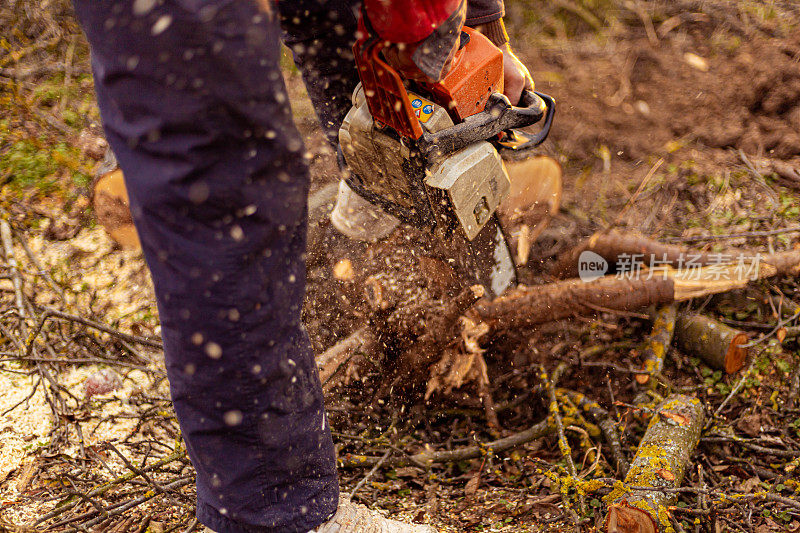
[353,26,503,139]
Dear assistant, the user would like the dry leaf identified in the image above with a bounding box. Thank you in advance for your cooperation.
[740,476,761,493]
[464,469,481,497]
[735,413,762,437]
[660,410,690,426]
[656,468,675,481]
[777,327,787,343]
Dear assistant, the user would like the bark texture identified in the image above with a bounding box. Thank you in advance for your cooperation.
[476,276,675,328]
[605,394,705,533]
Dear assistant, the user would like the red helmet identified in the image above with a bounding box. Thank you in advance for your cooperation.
[364,0,463,43]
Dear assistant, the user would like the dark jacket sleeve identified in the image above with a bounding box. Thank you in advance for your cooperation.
[466,0,504,25]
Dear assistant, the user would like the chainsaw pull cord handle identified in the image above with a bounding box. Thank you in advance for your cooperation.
[418,90,555,158]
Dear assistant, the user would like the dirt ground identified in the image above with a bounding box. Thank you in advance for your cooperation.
[1,0,800,531]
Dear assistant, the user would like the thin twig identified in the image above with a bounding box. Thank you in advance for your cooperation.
[36,306,163,349]
[349,448,392,499]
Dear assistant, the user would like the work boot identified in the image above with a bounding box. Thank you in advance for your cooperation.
[330,180,400,242]
[204,496,436,533]
[311,496,436,532]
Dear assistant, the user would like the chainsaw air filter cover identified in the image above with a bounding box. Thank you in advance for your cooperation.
[339,83,511,241]
[425,142,510,241]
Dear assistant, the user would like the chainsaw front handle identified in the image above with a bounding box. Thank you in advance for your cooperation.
[419,90,555,159]
[506,91,556,151]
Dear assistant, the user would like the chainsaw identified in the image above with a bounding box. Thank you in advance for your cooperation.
[338,24,555,297]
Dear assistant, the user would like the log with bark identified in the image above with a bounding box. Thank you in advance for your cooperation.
[605,394,705,533]
[477,261,777,329]
[674,314,748,374]
[551,228,800,279]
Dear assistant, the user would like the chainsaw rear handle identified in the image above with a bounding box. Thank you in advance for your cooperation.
[419,90,555,158]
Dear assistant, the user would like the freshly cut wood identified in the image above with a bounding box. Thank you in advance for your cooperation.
[674,314,748,374]
[605,394,705,533]
[498,156,563,266]
[636,305,678,386]
[551,228,800,279]
[477,261,776,328]
[92,165,141,250]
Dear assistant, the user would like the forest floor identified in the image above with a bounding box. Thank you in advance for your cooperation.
[1,0,800,531]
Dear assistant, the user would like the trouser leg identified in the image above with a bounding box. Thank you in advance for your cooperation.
[71,2,338,531]
[279,0,361,145]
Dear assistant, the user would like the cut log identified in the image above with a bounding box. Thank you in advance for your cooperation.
[477,261,776,329]
[498,156,563,266]
[674,314,748,374]
[636,305,678,386]
[551,229,800,279]
[605,394,705,533]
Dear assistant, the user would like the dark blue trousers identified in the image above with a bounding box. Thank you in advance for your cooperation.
[71,1,360,531]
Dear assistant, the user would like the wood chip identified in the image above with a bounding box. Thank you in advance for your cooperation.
[333,258,355,281]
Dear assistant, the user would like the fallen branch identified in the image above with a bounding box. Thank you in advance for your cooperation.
[558,389,630,476]
[636,305,678,386]
[551,229,716,279]
[605,394,705,533]
[35,449,188,525]
[36,306,163,350]
[477,261,777,329]
[340,416,558,469]
[541,366,582,514]
[674,314,748,374]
